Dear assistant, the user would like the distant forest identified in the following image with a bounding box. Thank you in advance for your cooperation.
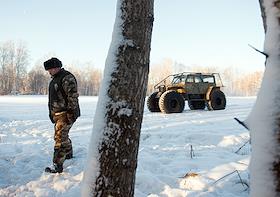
[0,41,102,96]
[0,41,263,96]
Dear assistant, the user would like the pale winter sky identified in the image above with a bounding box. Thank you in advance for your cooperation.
[0,0,265,72]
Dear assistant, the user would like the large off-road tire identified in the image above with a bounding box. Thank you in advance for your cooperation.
[159,90,185,113]
[147,92,160,112]
[188,101,205,110]
[207,89,226,110]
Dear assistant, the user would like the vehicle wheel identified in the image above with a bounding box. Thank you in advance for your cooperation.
[159,90,185,113]
[188,101,205,110]
[207,89,226,110]
[147,92,160,112]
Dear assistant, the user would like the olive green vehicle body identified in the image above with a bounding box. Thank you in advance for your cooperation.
[147,72,226,113]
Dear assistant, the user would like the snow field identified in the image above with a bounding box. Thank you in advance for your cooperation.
[0,96,254,197]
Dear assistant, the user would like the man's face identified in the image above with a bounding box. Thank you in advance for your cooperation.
[47,67,61,76]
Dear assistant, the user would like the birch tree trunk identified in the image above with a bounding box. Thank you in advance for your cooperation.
[249,0,280,196]
[81,0,154,196]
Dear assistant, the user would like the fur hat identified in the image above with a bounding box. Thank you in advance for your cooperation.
[44,57,62,70]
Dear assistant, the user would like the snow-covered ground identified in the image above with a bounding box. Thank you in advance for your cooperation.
[0,95,254,197]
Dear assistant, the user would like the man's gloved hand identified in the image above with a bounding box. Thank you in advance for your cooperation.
[66,111,76,123]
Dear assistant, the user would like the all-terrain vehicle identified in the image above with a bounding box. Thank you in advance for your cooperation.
[147,72,226,113]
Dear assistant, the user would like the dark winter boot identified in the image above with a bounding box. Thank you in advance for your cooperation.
[65,151,73,160]
[45,163,63,173]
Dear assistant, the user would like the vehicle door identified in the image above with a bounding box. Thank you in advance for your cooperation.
[200,75,215,93]
[185,75,200,94]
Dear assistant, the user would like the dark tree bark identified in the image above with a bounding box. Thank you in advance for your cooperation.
[259,0,267,32]
[82,0,154,196]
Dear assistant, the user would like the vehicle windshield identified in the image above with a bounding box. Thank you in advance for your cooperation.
[171,76,186,84]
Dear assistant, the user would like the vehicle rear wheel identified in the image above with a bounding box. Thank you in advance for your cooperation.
[159,90,185,113]
[147,92,160,112]
[188,101,205,110]
[207,89,226,110]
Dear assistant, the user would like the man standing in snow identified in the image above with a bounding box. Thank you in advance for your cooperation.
[44,57,80,173]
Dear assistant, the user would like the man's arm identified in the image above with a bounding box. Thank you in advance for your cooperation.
[62,74,80,122]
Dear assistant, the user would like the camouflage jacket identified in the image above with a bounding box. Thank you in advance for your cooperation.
[48,68,80,123]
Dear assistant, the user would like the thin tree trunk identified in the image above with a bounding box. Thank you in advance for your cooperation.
[82,0,154,196]
[250,0,280,196]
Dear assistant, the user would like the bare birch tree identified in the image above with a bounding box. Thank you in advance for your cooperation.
[28,65,49,95]
[0,42,14,94]
[249,0,280,196]
[82,0,154,196]
[0,41,28,94]
[14,43,28,92]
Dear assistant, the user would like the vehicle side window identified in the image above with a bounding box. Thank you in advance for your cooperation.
[203,76,214,83]
[186,76,194,83]
[194,76,202,83]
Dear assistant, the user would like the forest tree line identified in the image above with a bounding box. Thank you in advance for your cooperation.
[0,41,263,96]
[0,41,102,96]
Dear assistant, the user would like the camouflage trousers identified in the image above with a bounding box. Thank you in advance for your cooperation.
[53,112,73,165]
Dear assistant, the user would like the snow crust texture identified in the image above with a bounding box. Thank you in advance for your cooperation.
[0,96,253,197]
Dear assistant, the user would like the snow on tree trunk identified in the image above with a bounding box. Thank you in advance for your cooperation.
[81,0,154,196]
[249,0,280,196]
